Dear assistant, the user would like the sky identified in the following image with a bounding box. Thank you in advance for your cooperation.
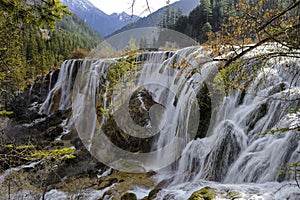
[89,0,179,17]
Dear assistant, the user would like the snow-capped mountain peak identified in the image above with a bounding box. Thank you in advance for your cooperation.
[60,0,139,36]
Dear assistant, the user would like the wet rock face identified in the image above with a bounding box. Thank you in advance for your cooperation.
[4,110,69,145]
[128,88,157,127]
[28,69,60,104]
[195,83,212,139]
[102,88,159,153]
[95,171,154,199]
[121,192,137,200]
[27,60,81,106]
[205,121,243,181]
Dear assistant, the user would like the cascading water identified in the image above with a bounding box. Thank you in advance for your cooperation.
[39,60,78,115]
[155,47,300,199]
[39,45,300,199]
[71,47,216,173]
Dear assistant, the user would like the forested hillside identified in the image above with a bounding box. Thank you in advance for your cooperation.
[0,1,102,107]
[164,0,237,42]
[171,0,299,44]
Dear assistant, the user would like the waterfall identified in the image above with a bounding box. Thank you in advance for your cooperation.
[167,54,300,185]
[70,47,218,173]
[154,49,300,199]
[39,45,300,198]
[39,60,78,114]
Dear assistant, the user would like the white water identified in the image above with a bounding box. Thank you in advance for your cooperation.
[48,70,55,92]
[37,45,300,199]
[39,60,77,114]
[154,48,300,198]
[70,47,220,173]
[0,162,40,184]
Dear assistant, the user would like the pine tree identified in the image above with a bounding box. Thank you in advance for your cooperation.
[201,0,213,23]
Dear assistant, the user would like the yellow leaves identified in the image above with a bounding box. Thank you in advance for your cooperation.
[98,107,110,116]
[206,0,299,60]
[30,147,76,160]
[16,145,36,150]
[0,110,13,116]
[5,144,13,148]
[263,12,270,20]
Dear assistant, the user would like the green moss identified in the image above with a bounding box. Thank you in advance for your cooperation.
[16,145,36,150]
[121,192,137,200]
[148,189,160,200]
[30,147,75,159]
[188,187,216,200]
[5,144,13,148]
[227,191,242,199]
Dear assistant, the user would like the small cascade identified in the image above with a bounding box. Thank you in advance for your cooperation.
[48,70,55,92]
[39,60,79,115]
[28,81,35,97]
[39,74,47,95]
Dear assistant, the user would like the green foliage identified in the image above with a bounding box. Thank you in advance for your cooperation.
[159,1,183,29]
[97,53,142,116]
[200,22,212,42]
[124,38,139,54]
[0,0,71,29]
[173,0,299,46]
[0,2,102,107]
[107,60,130,86]
[56,14,103,48]
[215,60,249,94]
[173,0,226,43]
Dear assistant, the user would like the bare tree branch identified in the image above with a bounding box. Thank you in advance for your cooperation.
[222,23,300,69]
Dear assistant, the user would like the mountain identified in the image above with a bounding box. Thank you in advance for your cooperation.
[110,0,199,36]
[60,0,139,36]
[56,13,103,46]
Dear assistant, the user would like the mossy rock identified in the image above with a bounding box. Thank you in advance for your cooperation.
[188,187,216,200]
[227,191,243,199]
[95,171,154,200]
[148,188,161,200]
[121,192,138,200]
[98,178,118,189]
[195,83,212,139]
